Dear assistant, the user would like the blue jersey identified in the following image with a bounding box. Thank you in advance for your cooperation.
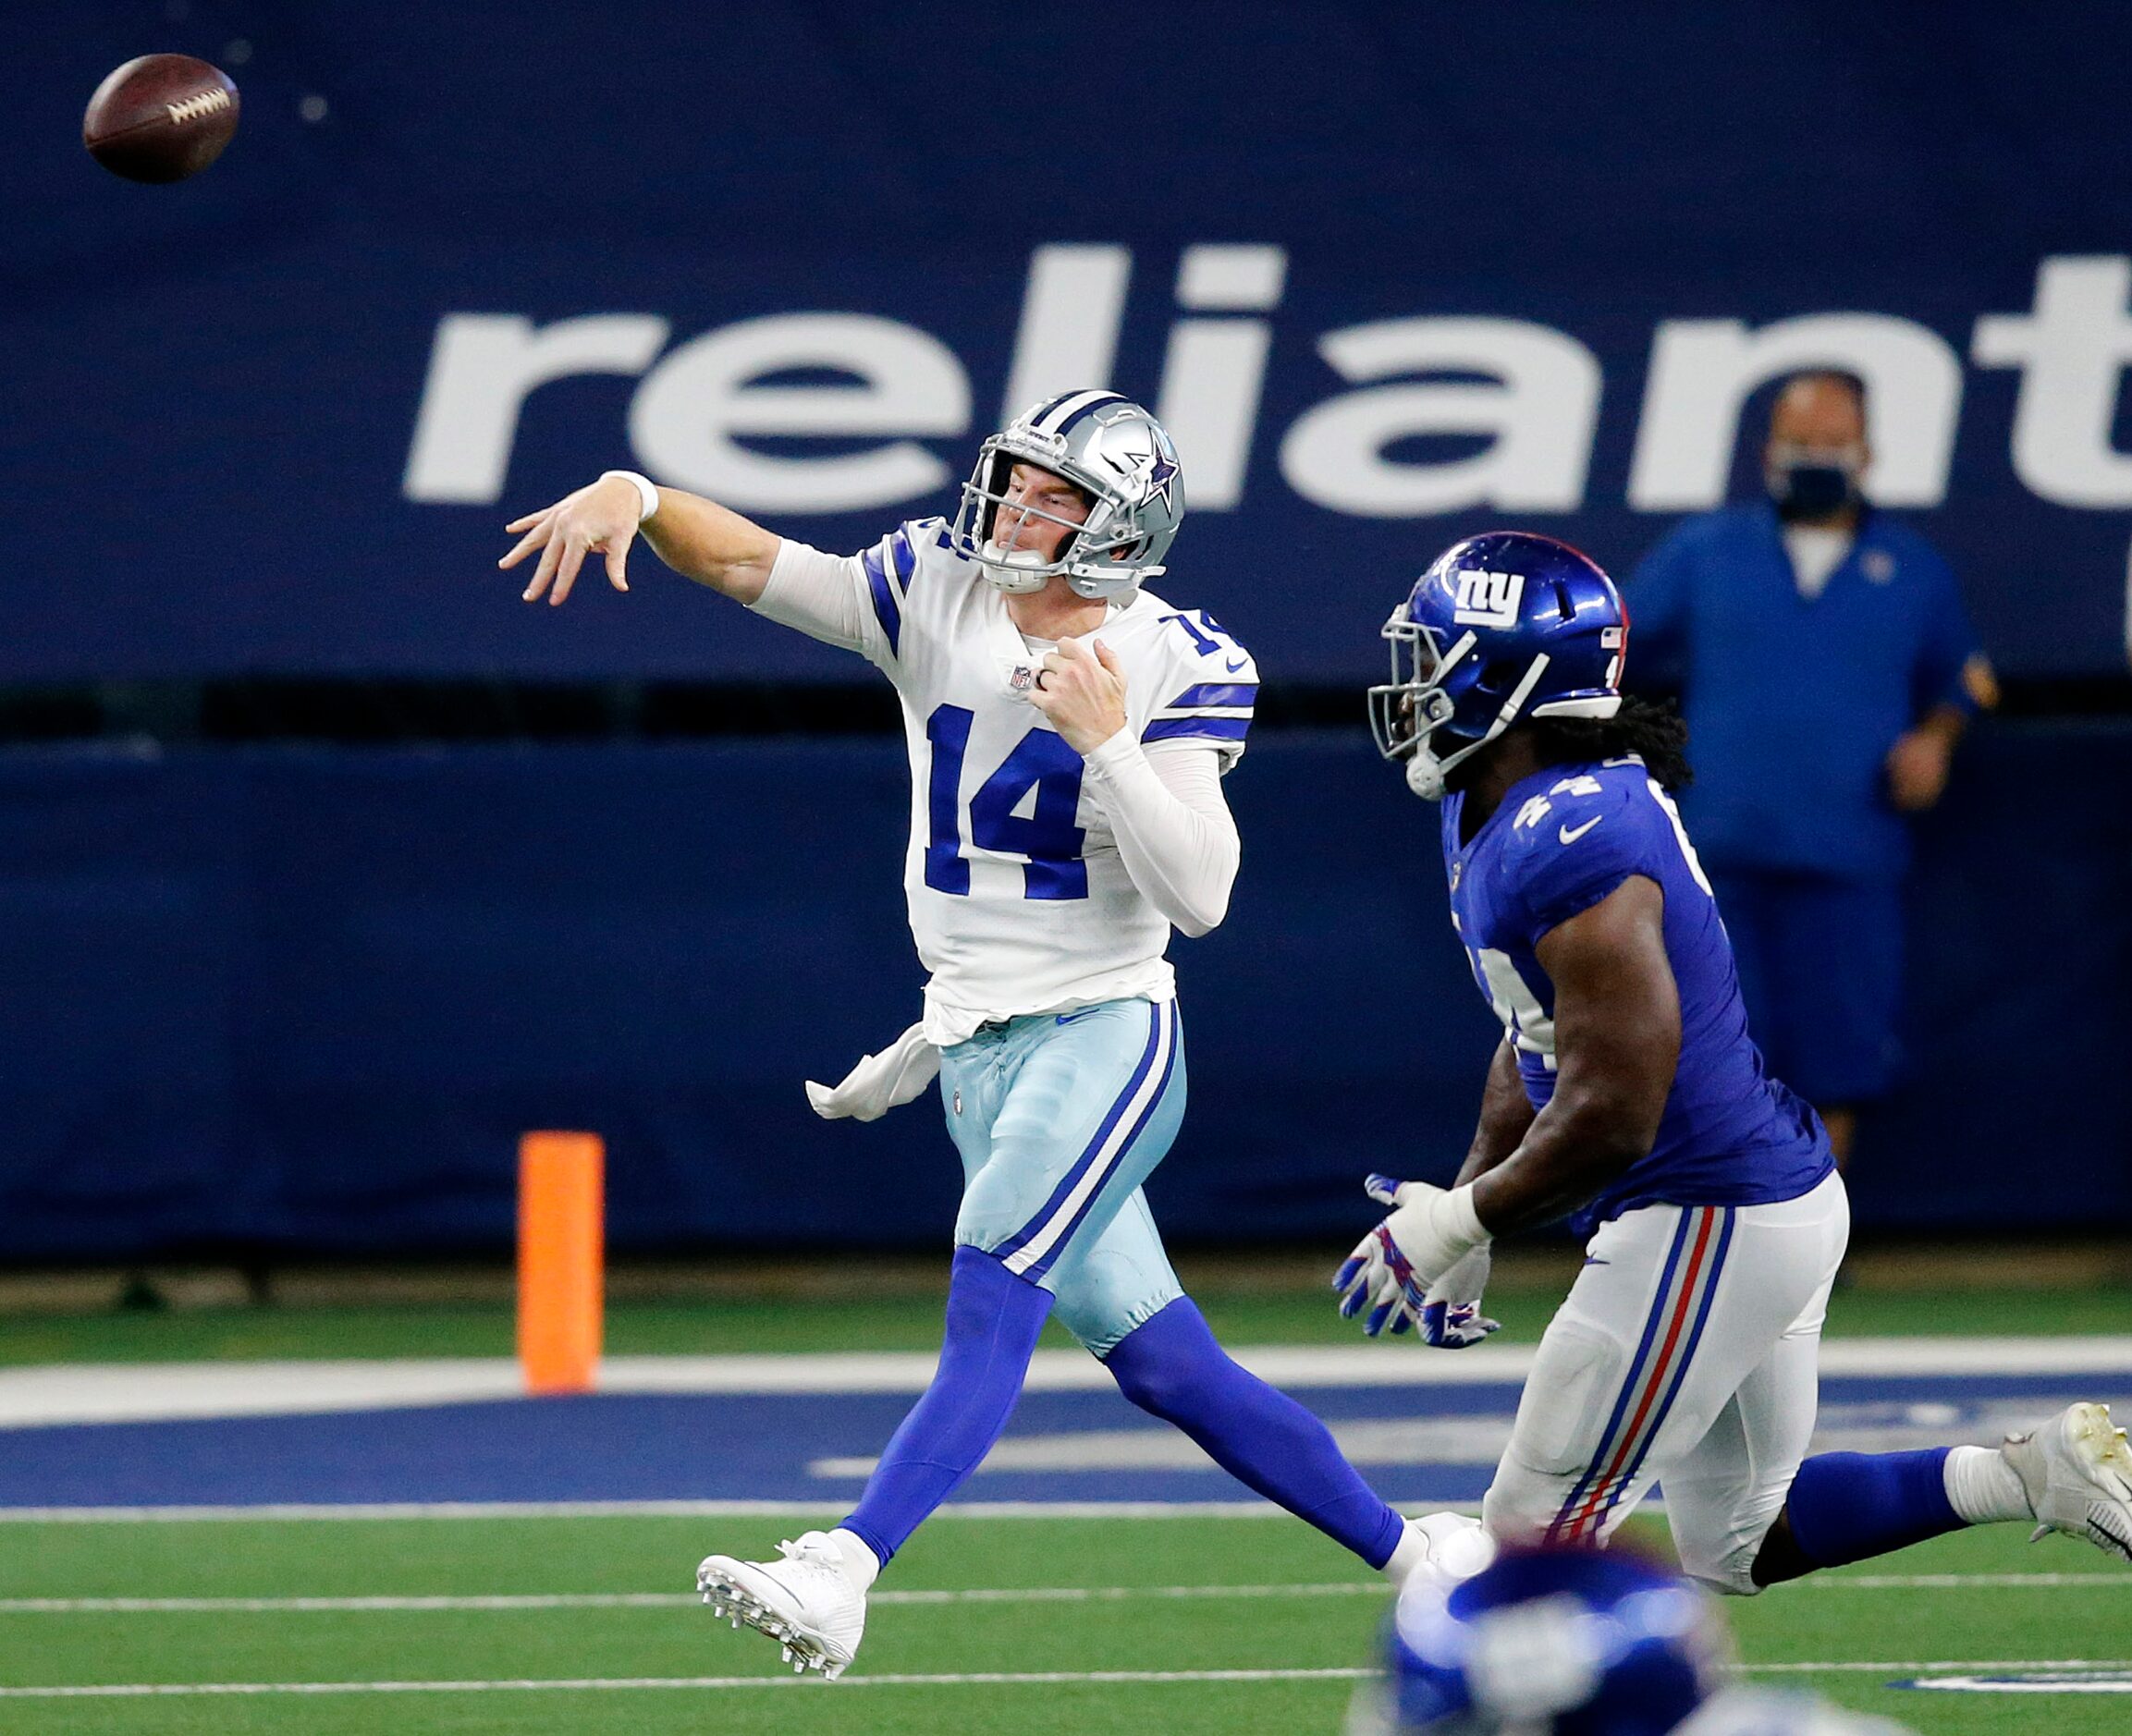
[1442,756,1832,1230]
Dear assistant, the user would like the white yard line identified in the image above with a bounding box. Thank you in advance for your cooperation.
[0,1498,1298,1522]
[0,1583,1389,1614]
[1,1572,2124,1614]
[3,1662,2129,1699]
[0,1668,1373,1698]
[1,1338,2126,1428]
[1746,1660,2132,1673]
[1791,1573,2132,1590]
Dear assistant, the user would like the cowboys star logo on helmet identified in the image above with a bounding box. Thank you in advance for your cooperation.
[1087,403,1181,515]
[950,391,1186,598]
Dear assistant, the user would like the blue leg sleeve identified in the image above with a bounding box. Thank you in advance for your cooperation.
[1784,1448,1962,1568]
[841,1245,1054,1571]
[1104,1297,1405,1569]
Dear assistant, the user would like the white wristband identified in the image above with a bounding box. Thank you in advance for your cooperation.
[1441,1183,1489,1249]
[600,469,660,524]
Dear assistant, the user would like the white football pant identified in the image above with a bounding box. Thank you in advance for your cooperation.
[1483,1170,1850,1595]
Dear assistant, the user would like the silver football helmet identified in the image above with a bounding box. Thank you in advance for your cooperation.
[950,391,1185,598]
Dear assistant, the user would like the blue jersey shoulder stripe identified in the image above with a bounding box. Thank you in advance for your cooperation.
[861,547,902,656]
[1166,681,1257,711]
[1143,715,1251,743]
[888,528,916,591]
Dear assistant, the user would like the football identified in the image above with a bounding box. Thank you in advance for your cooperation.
[83,54,239,183]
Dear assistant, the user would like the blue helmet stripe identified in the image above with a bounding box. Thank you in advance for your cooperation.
[1026,389,1084,430]
[1049,390,1130,438]
[1032,388,1125,435]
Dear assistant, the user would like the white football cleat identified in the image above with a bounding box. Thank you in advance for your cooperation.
[1386,1510,1498,1592]
[2003,1401,2132,1562]
[696,1531,867,1679]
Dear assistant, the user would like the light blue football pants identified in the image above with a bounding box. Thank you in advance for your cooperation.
[941,996,1186,1356]
[846,992,1405,1573]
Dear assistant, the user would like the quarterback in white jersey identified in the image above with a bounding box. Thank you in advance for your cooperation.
[502,390,1440,1680]
[756,508,1256,1048]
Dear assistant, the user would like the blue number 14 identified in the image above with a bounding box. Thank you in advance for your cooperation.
[925,705,1088,900]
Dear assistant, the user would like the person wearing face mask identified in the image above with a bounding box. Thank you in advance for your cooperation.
[1624,371,1995,1168]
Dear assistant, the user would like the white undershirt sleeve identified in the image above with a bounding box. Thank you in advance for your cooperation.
[1079,732,1241,938]
[748,537,882,660]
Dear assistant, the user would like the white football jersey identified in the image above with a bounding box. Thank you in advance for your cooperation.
[754,518,1257,1044]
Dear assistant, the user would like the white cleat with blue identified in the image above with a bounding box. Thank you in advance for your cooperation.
[697,1531,867,1679]
[2003,1400,2132,1562]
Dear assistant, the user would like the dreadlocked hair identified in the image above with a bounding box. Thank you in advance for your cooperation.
[1525,695,1694,792]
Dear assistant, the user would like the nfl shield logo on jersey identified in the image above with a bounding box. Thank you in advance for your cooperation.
[1451,568,1526,627]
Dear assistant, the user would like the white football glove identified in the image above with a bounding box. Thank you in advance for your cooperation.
[1334,1173,1492,1340]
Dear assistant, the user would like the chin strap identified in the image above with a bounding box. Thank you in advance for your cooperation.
[1405,653,1555,801]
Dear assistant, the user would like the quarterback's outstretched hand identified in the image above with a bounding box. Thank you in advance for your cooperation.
[1334,1173,1491,1339]
[1030,637,1128,754]
[502,474,643,606]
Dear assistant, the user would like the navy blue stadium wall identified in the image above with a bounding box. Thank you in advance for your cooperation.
[0,722,2122,1259]
[8,2,2132,685]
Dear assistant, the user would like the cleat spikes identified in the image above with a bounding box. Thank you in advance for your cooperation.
[694,1535,864,1677]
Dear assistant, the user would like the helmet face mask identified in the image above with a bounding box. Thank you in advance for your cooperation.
[1369,613,1481,801]
[964,451,1099,594]
[1369,532,1628,802]
[951,392,1183,599]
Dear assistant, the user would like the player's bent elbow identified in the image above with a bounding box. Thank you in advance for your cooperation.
[1170,893,1228,939]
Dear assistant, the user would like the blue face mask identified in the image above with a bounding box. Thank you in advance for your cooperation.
[1767,450,1862,520]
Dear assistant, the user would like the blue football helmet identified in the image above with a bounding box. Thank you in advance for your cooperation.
[1369,532,1628,800]
[1380,1548,1731,1735]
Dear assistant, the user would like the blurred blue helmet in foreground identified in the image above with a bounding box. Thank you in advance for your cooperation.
[1368,532,1627,800]
[1383,1548,1730,1735]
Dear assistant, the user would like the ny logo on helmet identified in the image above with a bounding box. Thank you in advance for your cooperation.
[1451,568,1525,627]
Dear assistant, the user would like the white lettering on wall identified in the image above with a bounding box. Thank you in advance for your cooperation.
[1973,256,2132,508]
[403,313,669,504]
[1278,318,1600,517]
[628,313,971,513]
[999,245,1131,424]
[1628,314,1962,511]
[1155,246,1287,510]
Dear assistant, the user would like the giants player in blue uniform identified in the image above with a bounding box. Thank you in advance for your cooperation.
[1339,531,2132,1595]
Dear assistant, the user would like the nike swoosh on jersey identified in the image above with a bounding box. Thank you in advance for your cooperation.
[1223,655,1249,673]
[1559,816,1604,845]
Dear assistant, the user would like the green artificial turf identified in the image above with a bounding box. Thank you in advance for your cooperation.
[0,1512,2123,1733]
[0,1283,2127,1365]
